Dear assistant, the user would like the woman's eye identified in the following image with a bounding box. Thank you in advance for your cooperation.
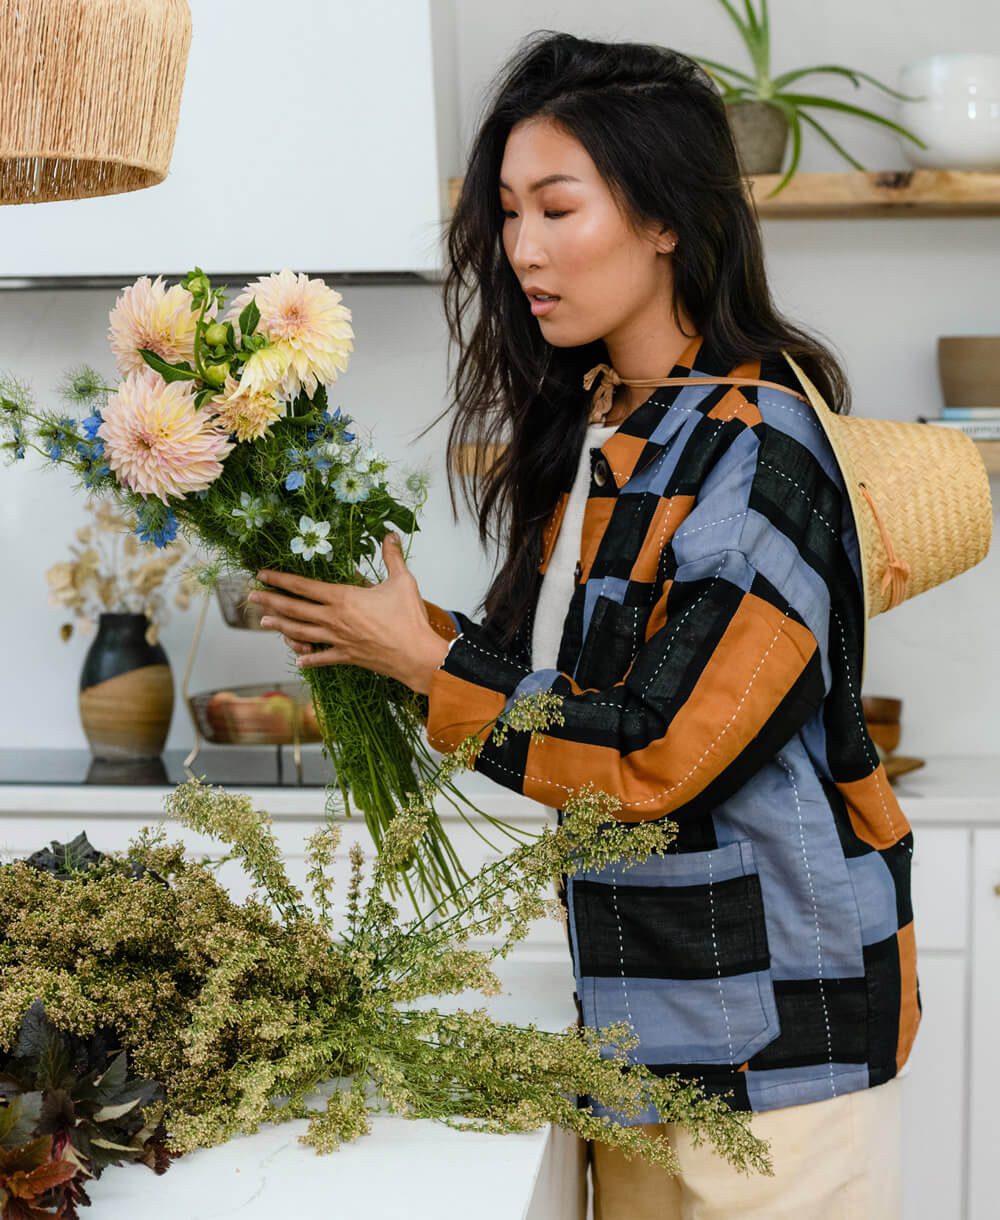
[500,210,568,220]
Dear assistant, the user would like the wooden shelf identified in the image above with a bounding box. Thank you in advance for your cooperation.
[447,170,1000,219]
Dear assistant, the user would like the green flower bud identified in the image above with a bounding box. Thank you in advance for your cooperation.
[203,322,227,347]
[202,362,229,387]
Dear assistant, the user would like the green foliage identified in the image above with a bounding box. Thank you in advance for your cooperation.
[0,693,773,1180]
[692,0,929,195]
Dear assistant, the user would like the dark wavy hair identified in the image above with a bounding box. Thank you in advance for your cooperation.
[420,30,851,647]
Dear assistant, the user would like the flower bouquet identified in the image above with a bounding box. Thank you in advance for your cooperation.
[1,266,507,912]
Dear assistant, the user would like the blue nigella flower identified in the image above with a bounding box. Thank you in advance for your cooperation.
[285,446,308,491]
[75,438,111,489]
[46,416,77,462]
[81,410,103,440]
[134,503,179,549]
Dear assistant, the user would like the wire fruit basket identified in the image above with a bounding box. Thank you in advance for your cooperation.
[181,574,324,781]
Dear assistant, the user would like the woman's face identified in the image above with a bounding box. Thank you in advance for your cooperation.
[499,116,677,350]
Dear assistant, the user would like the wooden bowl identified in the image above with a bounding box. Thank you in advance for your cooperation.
[862,696,902,723]
[938,336,1000,407]
[867,721,902,754]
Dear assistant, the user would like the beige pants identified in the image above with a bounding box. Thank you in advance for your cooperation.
[587,1076,903,1220]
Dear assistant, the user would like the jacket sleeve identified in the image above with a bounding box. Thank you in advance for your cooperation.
[424,423,834,822]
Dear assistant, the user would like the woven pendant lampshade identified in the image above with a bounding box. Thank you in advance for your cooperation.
[0,0,192,204]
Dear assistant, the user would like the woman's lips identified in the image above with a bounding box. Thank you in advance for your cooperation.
[530,296,560,316]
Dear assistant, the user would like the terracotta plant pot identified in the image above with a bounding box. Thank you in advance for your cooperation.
[725,100,789,175]
[78,613,174,761]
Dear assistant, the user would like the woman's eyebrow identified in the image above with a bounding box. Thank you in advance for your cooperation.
[498,173,582,193]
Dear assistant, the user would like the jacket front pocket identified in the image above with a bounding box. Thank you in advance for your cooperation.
[566,838,781,1066]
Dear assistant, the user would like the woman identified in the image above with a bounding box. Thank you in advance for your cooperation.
[247,32,919,1220]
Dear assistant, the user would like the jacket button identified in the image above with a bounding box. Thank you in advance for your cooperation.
[593,456,609,487]
[574,561,582,583]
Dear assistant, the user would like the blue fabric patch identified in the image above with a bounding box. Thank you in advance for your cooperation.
[580,971,781,1065]
[572,838,756,889]
[745,1061,871,1111]
[501,668,561,715]
[845,850,901,945]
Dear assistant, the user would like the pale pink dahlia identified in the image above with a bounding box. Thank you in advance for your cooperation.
[108,275,217,378]
[224,268,354,400]
[212,372,283,442]
[98,369,234,503]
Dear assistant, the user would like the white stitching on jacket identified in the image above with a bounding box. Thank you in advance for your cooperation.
[707,848,735,1063]
[777,752,836,1096]
[610,867,635,1037]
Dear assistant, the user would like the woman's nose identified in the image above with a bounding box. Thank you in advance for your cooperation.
[509,218,546,272]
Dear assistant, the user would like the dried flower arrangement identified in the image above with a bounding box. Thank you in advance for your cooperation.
[45,497,196,648]
[0,692,773,1206]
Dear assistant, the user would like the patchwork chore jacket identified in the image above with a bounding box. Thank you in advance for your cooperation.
[422,334,921,1115]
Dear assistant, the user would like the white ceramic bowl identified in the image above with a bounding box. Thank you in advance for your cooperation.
[897,53,1000,170]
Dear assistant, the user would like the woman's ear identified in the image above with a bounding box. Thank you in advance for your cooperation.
[649,223,677,254]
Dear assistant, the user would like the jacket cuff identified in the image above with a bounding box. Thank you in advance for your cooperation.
[425,631,529,755]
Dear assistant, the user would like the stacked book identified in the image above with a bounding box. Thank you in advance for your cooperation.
[917,406,1000,440]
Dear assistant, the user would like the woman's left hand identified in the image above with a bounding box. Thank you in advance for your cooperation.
[248,533,449,695]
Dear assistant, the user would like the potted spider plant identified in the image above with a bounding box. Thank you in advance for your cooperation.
[692,0,929,195]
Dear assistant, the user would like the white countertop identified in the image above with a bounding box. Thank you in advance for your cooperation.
[2,754,998,826]
[84,955,584,1220]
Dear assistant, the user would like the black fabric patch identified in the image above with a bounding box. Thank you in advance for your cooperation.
[644,1062,752,1111]
[574,595,650,691]
[879,835,915,929]
[573,874,771,980]
[862,933,902,1086]
[746,977,868,1070]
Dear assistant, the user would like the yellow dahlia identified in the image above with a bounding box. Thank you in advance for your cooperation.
[224,267,354,399]
[108,275,217,378]
[98,369,234,503]
[212,372,283,442]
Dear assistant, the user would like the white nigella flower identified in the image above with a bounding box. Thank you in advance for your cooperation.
[289,514,332,560]
[334,469,372,503]
[315,440,341,462]
[352,445,380,474]
[230,492,268,530]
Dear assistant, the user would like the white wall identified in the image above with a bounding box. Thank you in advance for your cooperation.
[2,0,999,757]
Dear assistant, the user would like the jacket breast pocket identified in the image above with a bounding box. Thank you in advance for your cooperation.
[566,838,781,1066]
[574,593,650,689]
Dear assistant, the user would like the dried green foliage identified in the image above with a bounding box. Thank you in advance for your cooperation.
[0,693,773,1180]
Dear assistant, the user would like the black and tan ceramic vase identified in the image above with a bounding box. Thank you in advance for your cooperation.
[79,613,174,760]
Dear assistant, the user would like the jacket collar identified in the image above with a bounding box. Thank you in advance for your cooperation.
[597,332,743,490]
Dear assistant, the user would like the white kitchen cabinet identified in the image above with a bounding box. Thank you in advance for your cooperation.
[969,828,1000,1220]
[0,0,458,280]
[901,827,971,1220]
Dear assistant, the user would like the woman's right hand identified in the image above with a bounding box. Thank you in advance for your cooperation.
[280,566,372,657]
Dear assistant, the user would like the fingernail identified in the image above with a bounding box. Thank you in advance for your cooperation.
[260,616,272,626]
